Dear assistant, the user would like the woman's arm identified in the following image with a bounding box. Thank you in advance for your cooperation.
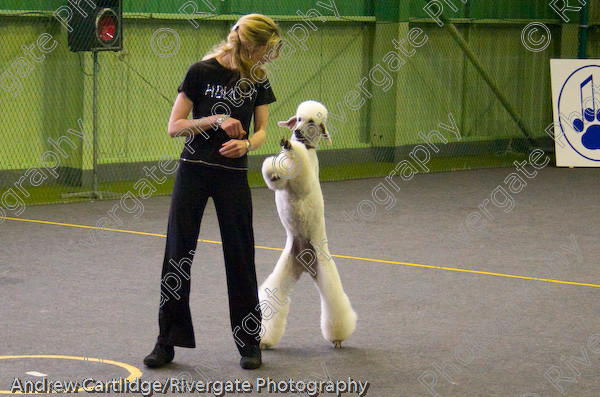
[219,104,270,158]
[249,104,269,150]
[168,92,246,139]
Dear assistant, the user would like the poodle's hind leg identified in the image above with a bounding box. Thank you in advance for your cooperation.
[258,239,302,349]
[308,245,357,348]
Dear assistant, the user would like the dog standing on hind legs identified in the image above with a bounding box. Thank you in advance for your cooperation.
[259,100,357,350]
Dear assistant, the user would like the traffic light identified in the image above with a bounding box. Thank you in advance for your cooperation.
[67,0,122,52]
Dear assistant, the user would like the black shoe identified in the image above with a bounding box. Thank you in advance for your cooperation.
[240,347,262,370]
[143,343,174,368]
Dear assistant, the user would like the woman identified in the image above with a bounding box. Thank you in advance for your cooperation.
[144,14,281,370]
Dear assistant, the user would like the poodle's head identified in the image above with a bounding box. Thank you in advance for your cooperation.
[277,100,331,149]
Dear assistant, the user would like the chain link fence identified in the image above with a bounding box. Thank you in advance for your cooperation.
[1,0,598,210]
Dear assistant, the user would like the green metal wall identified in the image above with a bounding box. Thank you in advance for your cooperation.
[1,0,584,19]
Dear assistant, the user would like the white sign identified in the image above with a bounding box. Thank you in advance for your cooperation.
[550,59,600,167]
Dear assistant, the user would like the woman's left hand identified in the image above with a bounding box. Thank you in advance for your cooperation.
[219,139,248,158]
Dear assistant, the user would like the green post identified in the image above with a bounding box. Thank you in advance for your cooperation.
[369,0,404,159]
[577,1,589,59]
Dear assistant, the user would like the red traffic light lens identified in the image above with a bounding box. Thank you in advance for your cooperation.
[96,9,118,44]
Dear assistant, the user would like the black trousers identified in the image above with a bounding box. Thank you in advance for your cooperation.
[157,160,262,355]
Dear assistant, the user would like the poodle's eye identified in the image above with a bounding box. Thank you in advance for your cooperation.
[298,118,301,122]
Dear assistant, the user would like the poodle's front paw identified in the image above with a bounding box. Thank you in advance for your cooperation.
[280,137,292,150]
[264,167,280,182]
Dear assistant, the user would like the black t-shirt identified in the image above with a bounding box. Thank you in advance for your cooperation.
[177,58,276,170]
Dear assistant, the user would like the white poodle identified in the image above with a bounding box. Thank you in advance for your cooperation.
[259,100,357,349]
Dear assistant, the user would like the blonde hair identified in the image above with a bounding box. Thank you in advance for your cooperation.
[203,14,281,86]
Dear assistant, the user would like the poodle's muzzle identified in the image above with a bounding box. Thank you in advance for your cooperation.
[293,122,327,149]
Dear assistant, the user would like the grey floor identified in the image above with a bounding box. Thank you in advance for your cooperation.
[1,166,599,396]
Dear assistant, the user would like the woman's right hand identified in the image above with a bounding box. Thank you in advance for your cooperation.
[219,116,247,139]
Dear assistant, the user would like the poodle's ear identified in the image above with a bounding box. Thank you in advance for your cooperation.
[278,116,297,130]
[320,123,332,146]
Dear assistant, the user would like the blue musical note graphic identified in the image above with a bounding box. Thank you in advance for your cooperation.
[572,75,600,150]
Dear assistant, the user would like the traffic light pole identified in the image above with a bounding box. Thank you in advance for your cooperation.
[62,51,120,200]
[92,50,99,197]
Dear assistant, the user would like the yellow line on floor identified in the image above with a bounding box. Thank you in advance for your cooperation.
[0,354,142,394]
[5,216,600,289]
